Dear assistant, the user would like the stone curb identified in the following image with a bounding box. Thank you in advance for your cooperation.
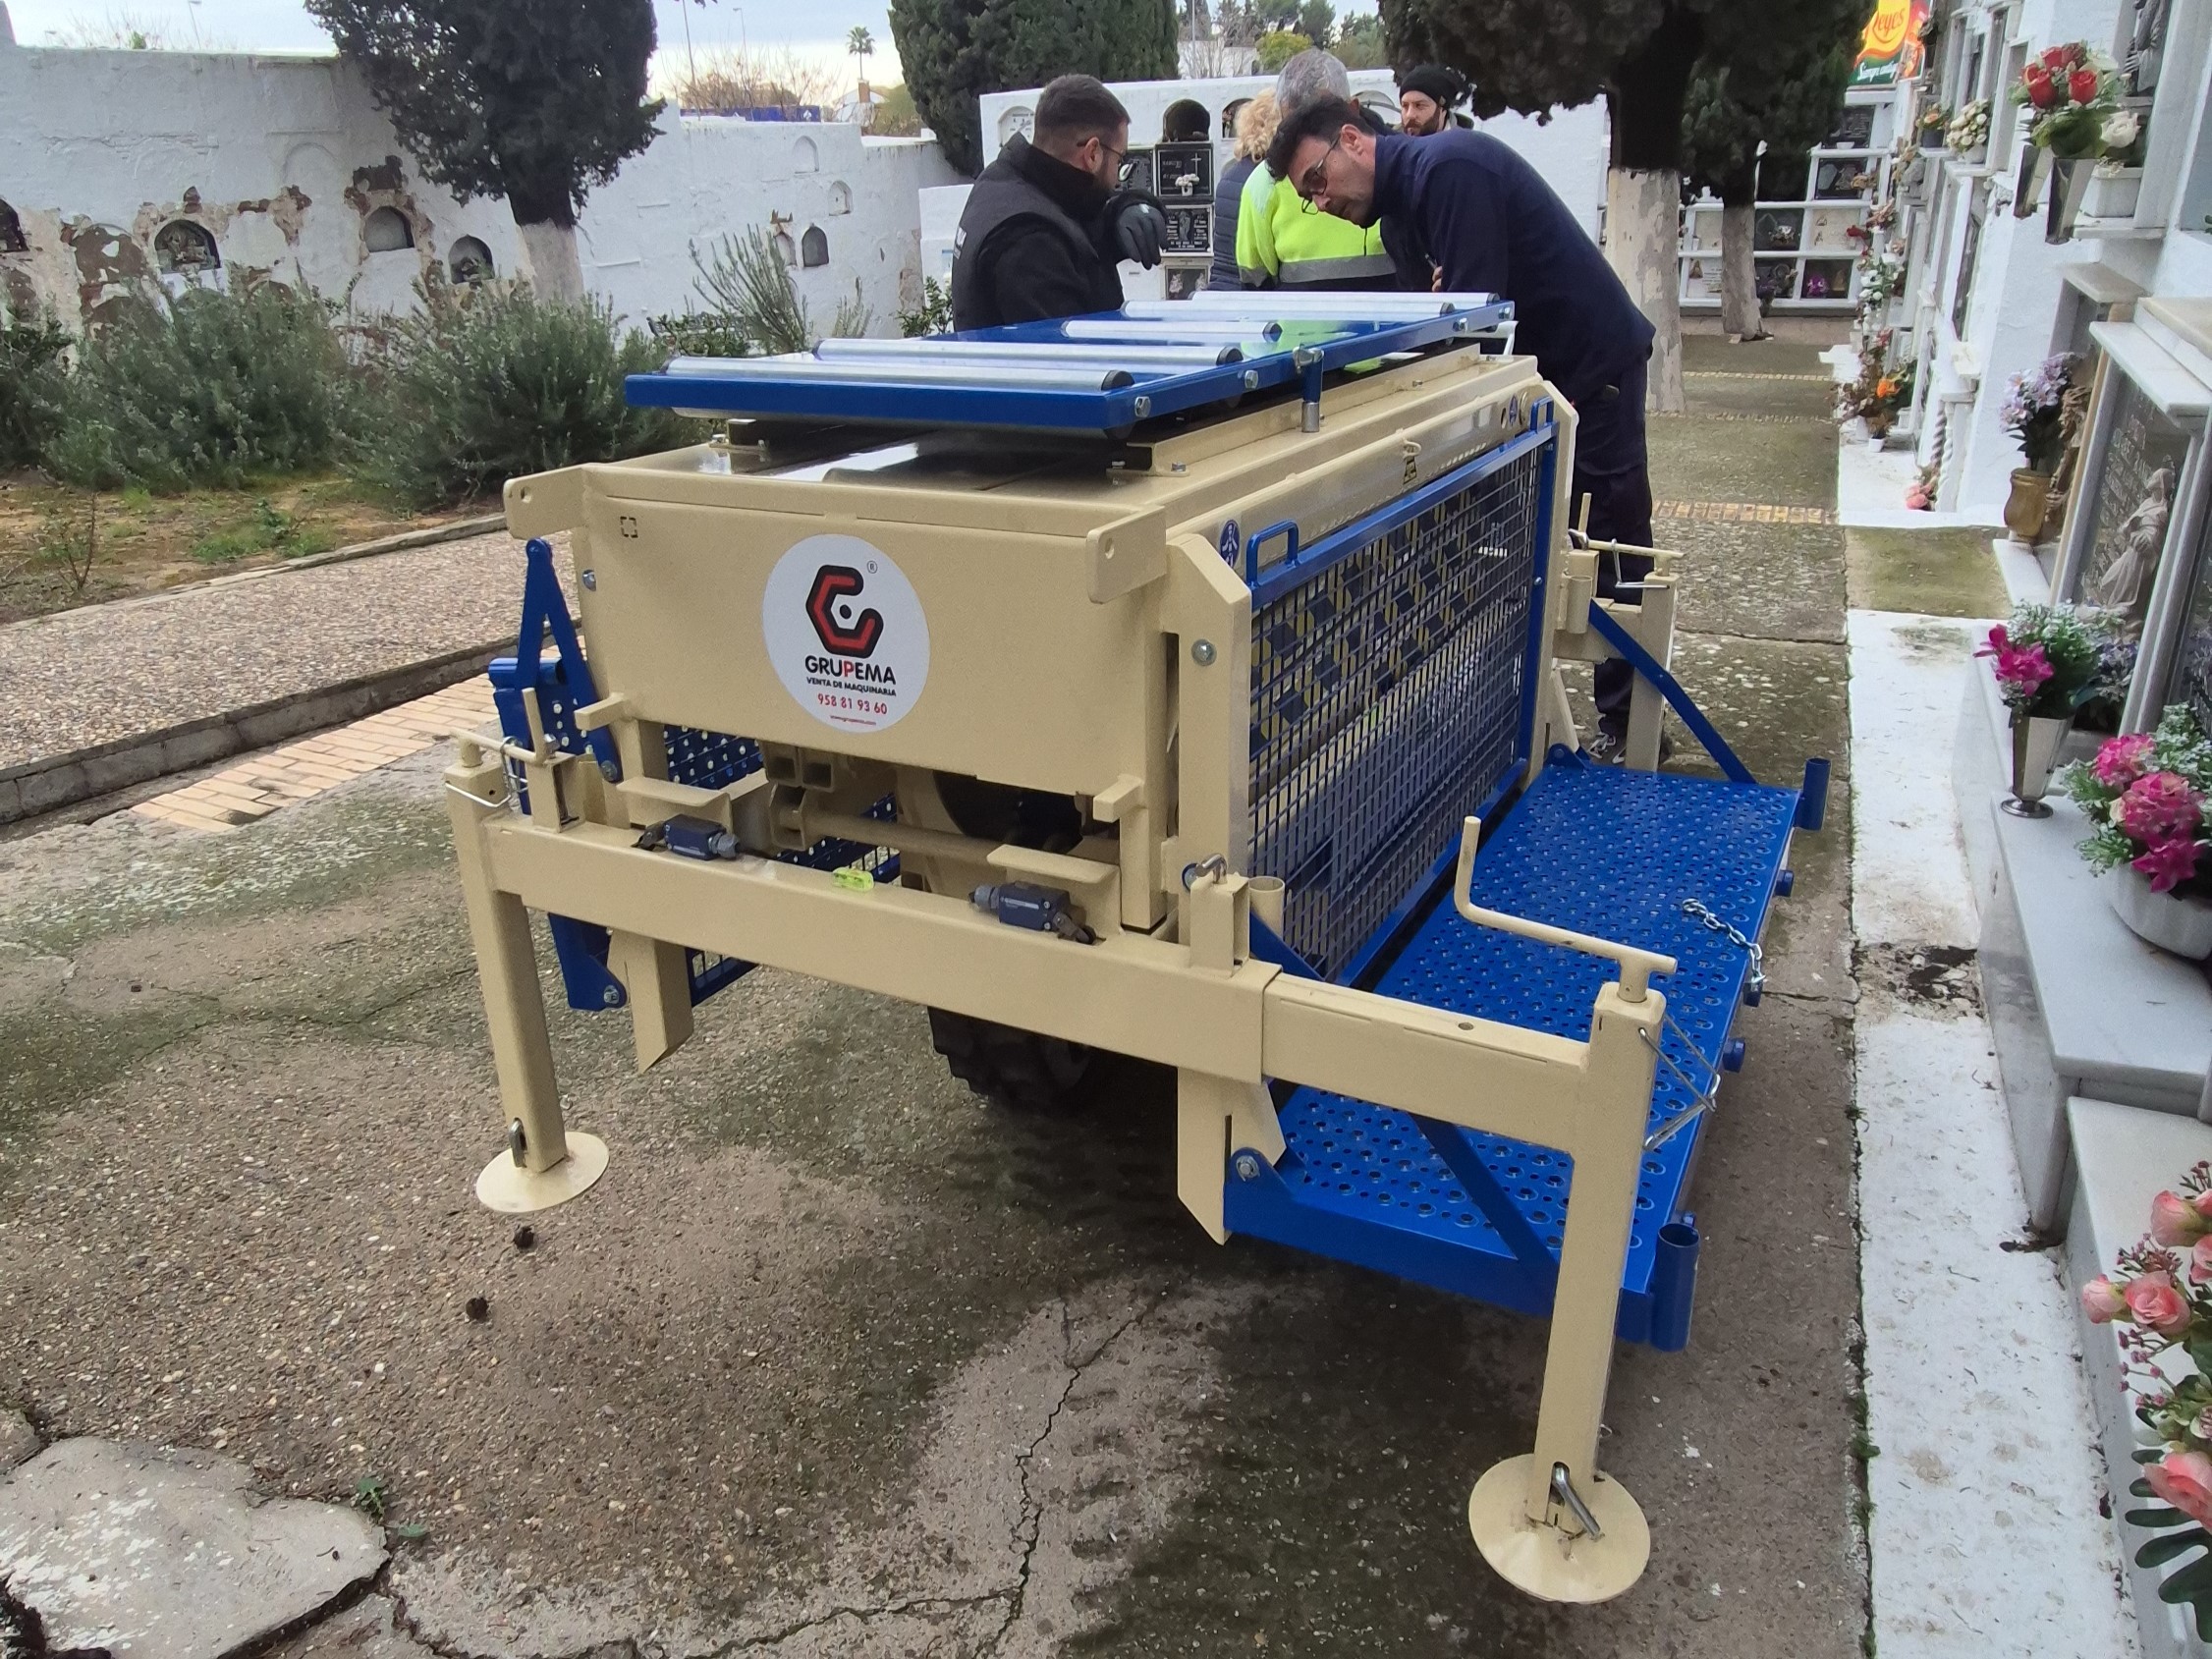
[0,642,506,827]
[0,513,508,636]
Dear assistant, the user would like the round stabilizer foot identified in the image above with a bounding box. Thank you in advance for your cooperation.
[1466,1454,1650,1603]
[475,1133,609,1214]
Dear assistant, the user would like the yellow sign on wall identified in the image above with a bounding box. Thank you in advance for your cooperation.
[1853,0,1929,87]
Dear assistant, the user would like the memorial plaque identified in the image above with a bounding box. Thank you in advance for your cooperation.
[2075,376,2191,623]
[2167,517,2212,733]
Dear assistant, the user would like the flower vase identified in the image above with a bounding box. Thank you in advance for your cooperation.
[2002,712,2071,817]
[2083,165,2143,221]
[2012,143,2053,218]
[2004,469,2051,541]
[2103,866,2212,960]
[2047,157,2093,245]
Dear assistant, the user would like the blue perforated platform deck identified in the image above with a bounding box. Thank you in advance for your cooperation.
[1224,750,1803,1350]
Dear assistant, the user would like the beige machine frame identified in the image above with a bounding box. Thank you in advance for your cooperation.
[444,348,1691,1602]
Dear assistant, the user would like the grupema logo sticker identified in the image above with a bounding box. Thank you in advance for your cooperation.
[762,533,929,732]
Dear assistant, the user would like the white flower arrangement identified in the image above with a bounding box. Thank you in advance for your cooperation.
[1946,98,1991,152]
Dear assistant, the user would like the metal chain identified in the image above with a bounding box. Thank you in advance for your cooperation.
[1680,897,1765,993]
[1636,897,1766,1151]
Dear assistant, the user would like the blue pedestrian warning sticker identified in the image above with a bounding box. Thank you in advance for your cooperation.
[1218,520,1240,567]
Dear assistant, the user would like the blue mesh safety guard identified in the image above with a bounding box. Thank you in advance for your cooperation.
[1247,428,1552,980]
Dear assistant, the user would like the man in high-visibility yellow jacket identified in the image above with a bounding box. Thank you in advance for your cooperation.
[1235,161,1394,290]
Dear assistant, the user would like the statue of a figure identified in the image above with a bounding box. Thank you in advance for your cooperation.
[2090,466,2176,615]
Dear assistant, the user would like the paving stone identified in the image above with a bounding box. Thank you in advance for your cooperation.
[1682,334,1837,378]
[0,1413,35,1473]
[0,1438,387,1659]
[1668,374,1837,421]
[1665,519,1849,645]
[1649,413,1840,510]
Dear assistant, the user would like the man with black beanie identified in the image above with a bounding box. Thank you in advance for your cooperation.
[1397,66,1467,137]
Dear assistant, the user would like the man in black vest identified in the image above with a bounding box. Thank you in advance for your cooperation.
[951,76,1165,332]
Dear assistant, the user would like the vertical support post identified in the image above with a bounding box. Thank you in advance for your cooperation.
[1177,1069,1285,1244]
[1515,415,1561,785]
[1296,348,1324,432]
[1624,574,1674,773]
[1165,536,1253,937]
[1465,978,1656,1602]
[608,930,694,1070]
[445,745,609,1213]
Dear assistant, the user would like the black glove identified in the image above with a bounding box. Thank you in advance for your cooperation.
[1102,191,1167,268]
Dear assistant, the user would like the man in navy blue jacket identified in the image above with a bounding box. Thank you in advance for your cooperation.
[1268,97,1660,757]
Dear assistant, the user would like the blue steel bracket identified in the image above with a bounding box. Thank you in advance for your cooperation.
[1582,599,1754,786]
[1797,757,1832,831]
[1242,520,1300,583]
[511,536,619,780]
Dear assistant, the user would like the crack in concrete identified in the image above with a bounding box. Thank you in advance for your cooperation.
[373,1286,1186,1659]
[1764,987,1858,1012]
[716,1590,1013,1654]
[986,1282,1183,1654]
[386,1577,544,1659]
[988,1300,1080,1652]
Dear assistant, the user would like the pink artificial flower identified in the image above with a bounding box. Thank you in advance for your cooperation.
[1975,630,2055,702]
[2082,1275,2129,1321]
[2134,837,2209,896]
[2126,1271,2193,1337]
[2189,1237,2212,1286]
[2119,774,2204,845]
[2153,1191,2210,1245]
[2004,643,2054,691]
[2149,1450,2212,1529]
[2094,733,2157,790]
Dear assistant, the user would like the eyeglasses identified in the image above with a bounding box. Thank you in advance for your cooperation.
[1296,138,1341,212]
[1099,141,1135,185]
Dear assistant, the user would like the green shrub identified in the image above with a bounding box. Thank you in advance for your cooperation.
[189,498,335,564]
[645,309,755,359]
[684,230,869,356]
[897,276,952,338]
[49,286,354,491]
[0,308,72,472]
[353,282,689,509]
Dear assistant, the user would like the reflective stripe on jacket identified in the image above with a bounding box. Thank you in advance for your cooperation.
[1234,168,1394,290]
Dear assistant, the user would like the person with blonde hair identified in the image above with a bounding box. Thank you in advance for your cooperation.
[1235,49,1395,292]
[1206,92,1277,290]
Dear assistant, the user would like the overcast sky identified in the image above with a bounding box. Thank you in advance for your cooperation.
[6,0,902,82]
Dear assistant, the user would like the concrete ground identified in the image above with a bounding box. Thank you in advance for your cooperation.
[0,340,1870,1657]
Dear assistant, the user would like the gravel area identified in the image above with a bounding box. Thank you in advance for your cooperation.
[0,530,564,770]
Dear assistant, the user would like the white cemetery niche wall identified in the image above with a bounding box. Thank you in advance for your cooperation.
[0,28,958,334]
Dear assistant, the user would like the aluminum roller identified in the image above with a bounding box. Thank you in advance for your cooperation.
[1058,318,1283,344]
[1125,292,1500,320]
[812,337,1241,369]
[659,355,1144,392]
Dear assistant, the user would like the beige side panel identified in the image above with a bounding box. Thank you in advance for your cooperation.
[571,500,1153,798]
